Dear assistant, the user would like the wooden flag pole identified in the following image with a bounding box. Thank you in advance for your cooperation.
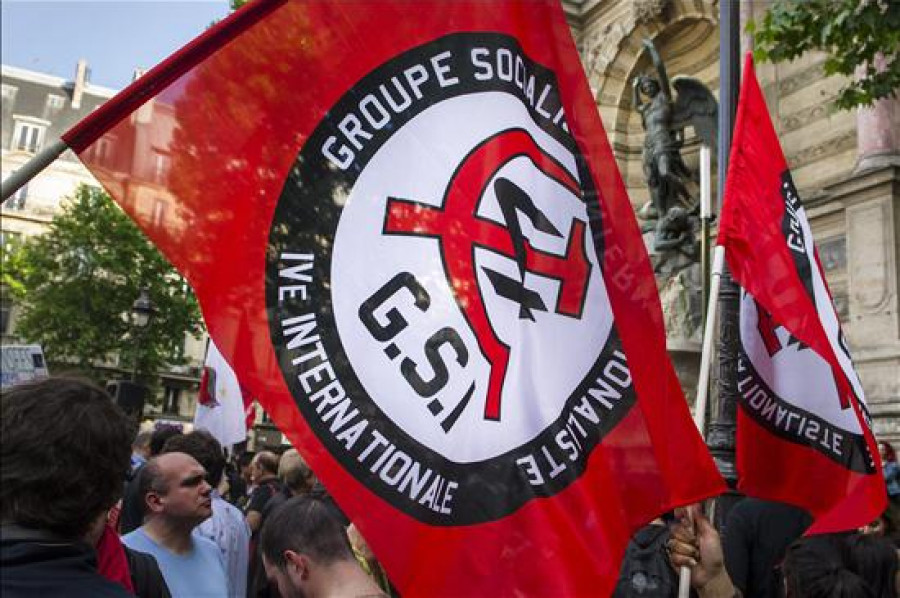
[694,245,725,437]
[678,245,725,597]
[699,144,713,341]
[0,139,69,204]
[695,147,716,436]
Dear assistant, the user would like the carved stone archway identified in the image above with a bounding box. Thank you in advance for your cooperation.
[579,0,719,210]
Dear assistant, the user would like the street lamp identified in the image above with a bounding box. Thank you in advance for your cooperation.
[130,287,154,381]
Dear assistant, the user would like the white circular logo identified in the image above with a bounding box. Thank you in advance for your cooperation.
[267,33,636,524]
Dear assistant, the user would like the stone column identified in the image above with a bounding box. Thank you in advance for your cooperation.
[826,74,900,442]
[855,54,900,173]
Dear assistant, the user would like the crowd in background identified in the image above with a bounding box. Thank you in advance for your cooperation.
[1,377,898,598]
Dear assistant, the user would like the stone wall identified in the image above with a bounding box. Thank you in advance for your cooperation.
[566,0,900,442]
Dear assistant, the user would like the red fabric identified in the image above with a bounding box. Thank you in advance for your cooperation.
[241,387,256,430]
[197,365,216,407]
[66,1,724,594]
[96,523,134,593]
[718,54,886,534]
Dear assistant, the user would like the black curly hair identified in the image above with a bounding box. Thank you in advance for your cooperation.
[162,430,225,486]
[1,377,133,538]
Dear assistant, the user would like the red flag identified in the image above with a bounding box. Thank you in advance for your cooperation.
[195,337,248,447]
[197,366,217,407]
[718,54,886,534]
[63,1,724,593]
[242,388,257,430]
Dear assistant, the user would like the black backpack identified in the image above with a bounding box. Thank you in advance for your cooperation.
[613,524,678,598]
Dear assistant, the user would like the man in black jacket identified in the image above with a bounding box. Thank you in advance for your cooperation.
[723,497,812,598]
[0,378,135,597]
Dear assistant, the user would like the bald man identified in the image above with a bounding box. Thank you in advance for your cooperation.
[122,452,227,597]
[244,451,282,535]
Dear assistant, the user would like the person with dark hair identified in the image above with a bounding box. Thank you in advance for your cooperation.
[613,518,677,597]
[668,505,894,598]
[781,535,874,598]
[227,450,254,508]
[122,452,227,597]
[120,426,184,534]
[246,451,282,529]
[845,534,898,598]
[162,431,250,597]
[247,448,319,597]
[244,450,284,596]
[0,377,134,597]
[260,496,385,598]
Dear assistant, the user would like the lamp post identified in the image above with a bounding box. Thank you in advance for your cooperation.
[130,287,154,381]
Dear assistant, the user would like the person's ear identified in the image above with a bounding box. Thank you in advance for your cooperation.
[145,489,164,514]
[285,550,310,581]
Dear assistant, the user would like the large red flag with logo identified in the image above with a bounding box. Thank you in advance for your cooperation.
[718,55,886,534]
[63,1,724,593]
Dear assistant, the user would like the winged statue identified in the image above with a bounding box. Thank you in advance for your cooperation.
[632,38,717,255]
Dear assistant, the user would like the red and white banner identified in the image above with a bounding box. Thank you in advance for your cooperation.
[194,337,248,448]
[718,55,886,534]
[63,1,724,593]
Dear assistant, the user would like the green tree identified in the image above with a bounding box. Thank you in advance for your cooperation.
[750,0,900,111]
[5,185,202,386]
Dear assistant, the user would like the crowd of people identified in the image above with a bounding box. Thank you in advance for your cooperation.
[1,377,389,598]
[614,441,900,597]
[1,376,898,597]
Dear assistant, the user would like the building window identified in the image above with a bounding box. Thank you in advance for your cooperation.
[7,182,28,210]
[1,84,17,108]
[12,121,46,153]
[92,136,114,165]
[44,94,65,119]
[152,198,167,228]
[153,152,171,184]
[46,94,64,110]
[0,230,23,253]
[163,387,182,414]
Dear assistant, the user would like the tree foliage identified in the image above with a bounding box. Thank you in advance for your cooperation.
[5,185,202,384]
[750,0,900,111]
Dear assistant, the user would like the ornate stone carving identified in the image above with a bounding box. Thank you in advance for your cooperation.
[660,265,702,344]
[632,0,669,24]
[632,38,716,257]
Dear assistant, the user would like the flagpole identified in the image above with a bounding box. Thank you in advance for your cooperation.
[694,245,725,435]
[677,245,724,597]
[0,139,69,203]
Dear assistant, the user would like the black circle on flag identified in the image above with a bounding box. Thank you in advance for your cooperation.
[266,33,636,525]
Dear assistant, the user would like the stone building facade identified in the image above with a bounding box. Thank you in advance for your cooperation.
[1,62,115,337]
[0,61,206,421]
[564,0,899,442]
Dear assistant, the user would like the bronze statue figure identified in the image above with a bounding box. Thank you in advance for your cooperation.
[632,38,717,256]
